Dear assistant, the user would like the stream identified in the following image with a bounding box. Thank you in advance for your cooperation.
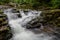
[4,8,54,40]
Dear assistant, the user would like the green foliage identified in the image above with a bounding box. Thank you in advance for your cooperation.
[0,0,11,4]
[0,0,10,3]
[0,0,60,9]
[51,0,60,9]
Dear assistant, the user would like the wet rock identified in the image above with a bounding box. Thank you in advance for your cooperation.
[26,23,41,29]
[39,10,60,39]
[0,14,12,40]
[11,8,20,13]
[26,18,41,29]
[41,10,60,25]
[11,9,22,18]
[53,33,60,40]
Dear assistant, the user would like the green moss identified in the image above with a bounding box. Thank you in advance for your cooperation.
[0,10,3,14]
[41,9,60,27]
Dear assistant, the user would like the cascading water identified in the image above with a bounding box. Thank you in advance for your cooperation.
[4,9,54,40]
[4,9,18,20]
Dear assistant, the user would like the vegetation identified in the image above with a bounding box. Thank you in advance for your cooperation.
[0,0,60,9]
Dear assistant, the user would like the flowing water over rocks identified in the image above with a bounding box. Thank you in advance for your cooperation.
[4,8,59,40]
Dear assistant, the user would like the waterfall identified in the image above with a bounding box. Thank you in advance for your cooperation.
[4,9,54,40]
[4,9,18,20]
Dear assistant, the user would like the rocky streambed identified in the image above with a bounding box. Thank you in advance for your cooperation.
[19,9,60,40]
[26,9,60,40]
[0,8,60,40]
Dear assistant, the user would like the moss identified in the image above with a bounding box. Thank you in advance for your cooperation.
[30,10,59,34]
[0,10,3,14]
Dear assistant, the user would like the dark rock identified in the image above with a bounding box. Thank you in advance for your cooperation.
[26,18,41,29]
[40,10,60,38]
[11,9,20,13]
[0,14,12,40]
[11,8,22,18]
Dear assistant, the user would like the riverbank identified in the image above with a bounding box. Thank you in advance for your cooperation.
[0,4,54,10]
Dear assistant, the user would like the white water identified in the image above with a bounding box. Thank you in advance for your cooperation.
[4,9,53,40]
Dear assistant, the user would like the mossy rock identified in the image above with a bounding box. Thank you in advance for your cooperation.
[0,14,7,18]
[8,2,16,7]
[38,9,60,34]
[0,14,12,40]
[0,10,3,14]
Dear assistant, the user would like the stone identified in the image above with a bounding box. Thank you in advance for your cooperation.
[11,8,20,13]
[0,14,12,40]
